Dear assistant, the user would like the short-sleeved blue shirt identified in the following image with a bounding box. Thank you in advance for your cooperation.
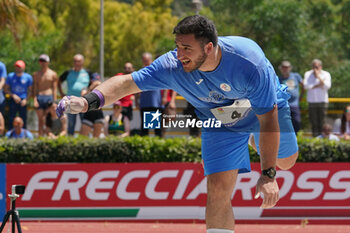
[132,36,289,132]
[279,72,302,107]
[6,129,33,139]
[6,72,33,99]
[0,62,7,79]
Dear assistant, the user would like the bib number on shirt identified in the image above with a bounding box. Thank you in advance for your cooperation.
[210,99,252,127]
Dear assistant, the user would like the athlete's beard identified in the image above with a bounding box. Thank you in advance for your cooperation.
[184,49,207,72]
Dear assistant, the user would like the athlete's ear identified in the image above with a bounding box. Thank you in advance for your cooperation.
[204,42,214,55]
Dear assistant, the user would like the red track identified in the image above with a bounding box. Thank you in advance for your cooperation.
[2,222,350,233]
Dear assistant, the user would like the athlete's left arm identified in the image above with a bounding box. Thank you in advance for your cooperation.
[255,105,280,209]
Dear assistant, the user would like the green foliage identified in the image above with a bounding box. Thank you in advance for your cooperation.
[208,0,350,97]
[1,0,350,97]
[0,135,348,163]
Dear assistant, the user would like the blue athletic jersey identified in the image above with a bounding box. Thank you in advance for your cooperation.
[132,36,289,132]
[279,72,302,107]
[6,72,33,99]
[0,62,6,79]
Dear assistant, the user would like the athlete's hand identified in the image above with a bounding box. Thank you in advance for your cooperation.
[56,96,88,118]
[254,175,279,208]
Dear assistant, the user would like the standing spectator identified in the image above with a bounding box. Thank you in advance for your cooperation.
[0,61,7,114]
[6,116,33,139]
[317,123,339,141]
[304,59,331,137]
[33,54,58,137]
[104,101,130,137]
[136,52,163,137]
[5,60,33,129]
[45,101,67,139]
[161,89,177,137]
[58,54,94,135]
[79,73,104,138]
[184,102,200,137]
[116,62,135,122]
[333,105,350,140]
[278,60,304,134]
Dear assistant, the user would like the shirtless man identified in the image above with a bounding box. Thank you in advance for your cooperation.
[33,54,58,136]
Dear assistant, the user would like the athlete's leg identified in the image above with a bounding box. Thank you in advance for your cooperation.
[249,134,298,170]
[276,151,298,170]
[206,169,237,231]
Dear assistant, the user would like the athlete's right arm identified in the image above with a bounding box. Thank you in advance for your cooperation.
[56,74,141,117]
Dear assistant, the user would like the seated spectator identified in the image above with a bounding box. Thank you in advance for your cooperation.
[6,116,33,139]
[45,101,67,139]
[333,105,350,140]
[317,123,339,141]
[104,101,130,137]
[0,112,4,136]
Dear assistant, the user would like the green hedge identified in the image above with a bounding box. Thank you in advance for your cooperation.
[0,135,348,163]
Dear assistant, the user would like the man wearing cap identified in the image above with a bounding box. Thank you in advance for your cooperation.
[278,60,304,133]
[5,60,33,129]
[33,54,58,136]
[0,61,7,114]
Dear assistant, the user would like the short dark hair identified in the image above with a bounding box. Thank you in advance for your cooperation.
[173,15,218,47]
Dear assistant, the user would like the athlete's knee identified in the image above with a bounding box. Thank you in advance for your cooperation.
[277,151,298,170]
[207,171,237,204]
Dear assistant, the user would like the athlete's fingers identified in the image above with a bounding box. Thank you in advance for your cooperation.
[56,96,71,118]
[260,189,279,208]
[254,184,261,199]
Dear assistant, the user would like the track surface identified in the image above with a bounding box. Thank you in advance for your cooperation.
[2,222,349,233]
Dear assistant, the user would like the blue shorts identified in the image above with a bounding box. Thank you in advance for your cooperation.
[201,106,298,176]
[37,95,53,110]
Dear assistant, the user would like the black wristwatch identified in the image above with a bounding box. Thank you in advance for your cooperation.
[262,167,276,179]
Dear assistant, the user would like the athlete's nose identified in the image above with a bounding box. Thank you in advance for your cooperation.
[177,48,184,60]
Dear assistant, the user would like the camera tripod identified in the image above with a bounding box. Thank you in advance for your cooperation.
[0,192,22,233]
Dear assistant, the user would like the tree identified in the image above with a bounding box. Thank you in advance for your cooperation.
[0,0,36,44]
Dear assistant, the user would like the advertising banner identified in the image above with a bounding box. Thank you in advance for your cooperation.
[0,164,5,218]
[5,163,350,222]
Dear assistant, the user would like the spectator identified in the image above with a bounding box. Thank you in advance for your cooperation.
[33,54,58,136]
[104,101,130,137]
[304,59,331,137]
[5,60,33,129]
[79,73,104,138]
[0,112,4,136]
[116,62,135,122]
[45,101,67,139]
[161,89,177,137]
[333,105,350,140]
[184,102,200,137]
[6,116,33,139]
[278,60,304,134]
[0,61,7,114]
[317,123,339,141]
[136,52,163,137]
[58,54,95,135]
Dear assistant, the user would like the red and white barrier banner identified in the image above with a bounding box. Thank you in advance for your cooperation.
[5,163,350,222]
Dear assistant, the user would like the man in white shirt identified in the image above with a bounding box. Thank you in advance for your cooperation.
[303,59,331,137]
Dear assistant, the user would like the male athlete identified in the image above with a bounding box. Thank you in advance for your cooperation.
[56,15,298,233]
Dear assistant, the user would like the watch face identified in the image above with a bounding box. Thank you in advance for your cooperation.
[263,167,276,178]
[268,168,276,178]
